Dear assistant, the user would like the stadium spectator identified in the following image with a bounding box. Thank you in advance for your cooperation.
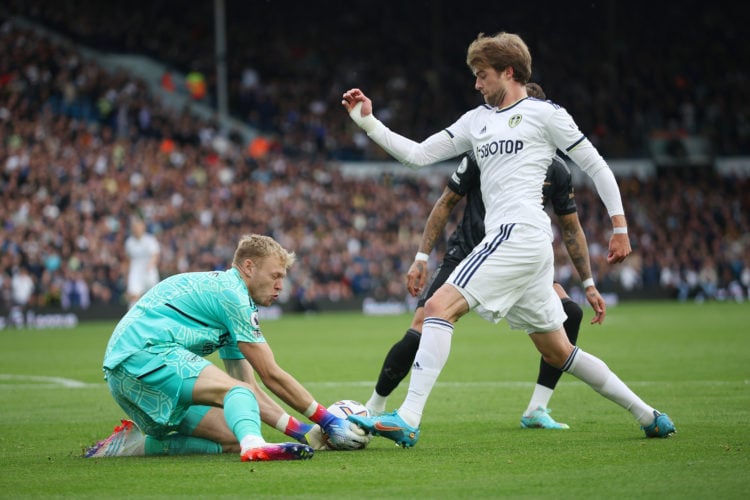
[60,267,90,310]
[10,266,35,307]
[124,217,161,308]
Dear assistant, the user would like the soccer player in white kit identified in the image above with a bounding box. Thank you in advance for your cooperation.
[342,31,675,446]
[124,218,160,307]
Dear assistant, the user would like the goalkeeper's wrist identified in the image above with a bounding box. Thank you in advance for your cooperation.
[276,414,314,442]
[305,401,337,429]
[349,102,382,134]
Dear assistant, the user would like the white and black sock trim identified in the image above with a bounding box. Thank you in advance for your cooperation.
[561,346,580,372]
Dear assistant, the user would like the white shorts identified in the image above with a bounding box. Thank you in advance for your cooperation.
[447,223,566,333]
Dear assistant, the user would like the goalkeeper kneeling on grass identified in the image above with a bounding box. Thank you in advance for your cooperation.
[84,233,369,461]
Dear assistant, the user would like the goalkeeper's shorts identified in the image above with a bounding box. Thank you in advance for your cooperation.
[104,347,211,437]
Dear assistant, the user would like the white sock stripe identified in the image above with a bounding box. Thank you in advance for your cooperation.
[561,346,579,372]
[423,317,454,331]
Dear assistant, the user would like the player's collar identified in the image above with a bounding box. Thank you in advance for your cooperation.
[496,96,528,113]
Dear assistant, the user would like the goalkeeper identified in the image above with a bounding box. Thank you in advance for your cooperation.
[85,234,368,461]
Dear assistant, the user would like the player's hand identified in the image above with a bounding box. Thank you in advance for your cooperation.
[585,286,607,325]
[341,88,372,117]
[406,259,428,297]
[322,417,371,450]
[300,424,329,451]
[607,233,631,264]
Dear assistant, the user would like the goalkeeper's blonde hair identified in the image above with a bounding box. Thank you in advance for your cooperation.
[232,234,296,269]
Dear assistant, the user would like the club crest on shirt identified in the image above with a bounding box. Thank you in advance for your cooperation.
[508,114,523,128]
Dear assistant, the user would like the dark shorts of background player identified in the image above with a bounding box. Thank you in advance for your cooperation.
[416,252,465,309]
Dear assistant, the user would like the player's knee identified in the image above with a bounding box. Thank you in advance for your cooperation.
[532,329,574,368]
[543,343,575,368]
[409,307,425,331]
[562,299,583,327]
[423,289,466,323]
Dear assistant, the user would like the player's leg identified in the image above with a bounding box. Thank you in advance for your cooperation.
[351,228,536,446]
[521,284,583,428]
[134,406,227,456]
[399,285,468,425]
[222,358,320,447]
[169,400,326,454]
[192,364,314,461]
[366,309,423,414]
[350,284,468,448]
[367,261,456,414]
[515,246,674,437]
[88,350,313,459]
[86,351,223,458]
[529,329,675,437]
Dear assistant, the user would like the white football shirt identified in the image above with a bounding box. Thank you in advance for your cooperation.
[365,97,620,236]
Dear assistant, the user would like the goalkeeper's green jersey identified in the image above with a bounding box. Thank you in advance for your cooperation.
[103,268,264,369]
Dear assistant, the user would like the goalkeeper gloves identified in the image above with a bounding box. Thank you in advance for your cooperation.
[306,402,370,450]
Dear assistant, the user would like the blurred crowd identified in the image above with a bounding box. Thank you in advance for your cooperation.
[1,5,749,313]
[5,0,749,160]
[0,20,439,313]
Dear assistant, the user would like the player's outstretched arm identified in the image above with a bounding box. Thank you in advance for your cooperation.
[341,87,459,169]
[238,342,369,450]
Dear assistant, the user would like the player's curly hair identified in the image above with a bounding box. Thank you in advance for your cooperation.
[466,32,532,84]
[233,234,296,269]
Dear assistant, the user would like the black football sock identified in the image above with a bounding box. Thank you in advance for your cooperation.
[374,328,422,396]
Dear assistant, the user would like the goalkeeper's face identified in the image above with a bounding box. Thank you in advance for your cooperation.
[245,256,287,306]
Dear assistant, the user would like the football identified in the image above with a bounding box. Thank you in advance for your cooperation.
[327,399,370,419]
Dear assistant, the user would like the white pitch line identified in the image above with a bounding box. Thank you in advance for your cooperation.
[1,374,747,390]
[0,374,102,388]
[298,380,750,388]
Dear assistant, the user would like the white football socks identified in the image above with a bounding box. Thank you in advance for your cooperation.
[564,347,655,426]
[524,384,555,416]
[366,390,387,414]
[399,318,453,428]
[240,435,266,454]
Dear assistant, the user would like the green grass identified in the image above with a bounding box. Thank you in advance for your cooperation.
[1,301,748,499]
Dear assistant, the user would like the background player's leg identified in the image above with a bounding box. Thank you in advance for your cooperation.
[521,298,582,428]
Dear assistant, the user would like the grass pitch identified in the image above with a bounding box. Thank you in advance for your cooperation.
[1,301,748,498]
